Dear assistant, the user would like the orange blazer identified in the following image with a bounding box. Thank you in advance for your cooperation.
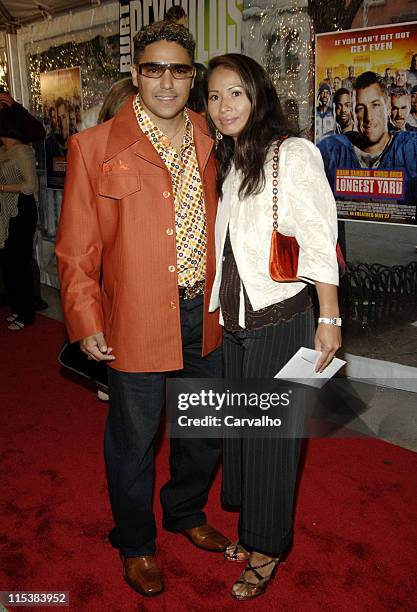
[55,99,222,373]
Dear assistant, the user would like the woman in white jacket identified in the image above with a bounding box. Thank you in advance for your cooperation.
[206,54,342,600]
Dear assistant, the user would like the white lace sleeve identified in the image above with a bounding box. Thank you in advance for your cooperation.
[282,138,339,286]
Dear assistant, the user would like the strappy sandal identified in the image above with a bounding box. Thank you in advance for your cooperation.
[5,313,18,322]
[224,540,250,562]
[231,556,280,600]
[8,320,25,331]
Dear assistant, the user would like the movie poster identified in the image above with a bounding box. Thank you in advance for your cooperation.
[40,67,82,190]
[315,22,417,226]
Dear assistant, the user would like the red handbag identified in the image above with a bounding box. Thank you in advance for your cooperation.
[269,229,300,282]
[269,144,346,283]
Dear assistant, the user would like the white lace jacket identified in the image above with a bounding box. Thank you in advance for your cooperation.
[209,137,339,328]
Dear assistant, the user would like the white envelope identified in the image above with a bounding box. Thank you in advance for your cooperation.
[274,347,346,388]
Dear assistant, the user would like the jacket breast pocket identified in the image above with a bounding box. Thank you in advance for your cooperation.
[99,172,141,200]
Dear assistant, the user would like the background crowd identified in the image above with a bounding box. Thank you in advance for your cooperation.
[316,54,417,141]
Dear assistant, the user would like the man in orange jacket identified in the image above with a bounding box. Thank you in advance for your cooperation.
[56,21,227,597]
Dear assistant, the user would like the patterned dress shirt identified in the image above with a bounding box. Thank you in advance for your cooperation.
[133,95,207,287]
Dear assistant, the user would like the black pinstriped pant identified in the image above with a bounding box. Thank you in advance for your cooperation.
[222,306,314,556]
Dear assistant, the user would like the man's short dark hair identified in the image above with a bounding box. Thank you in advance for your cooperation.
[165,5,186,22]
[133,20,195,63]
[354,71,386,95]
[334,87,351,105]
[390,86,409,99]
[55,97,68,110]
[318,82,331,96]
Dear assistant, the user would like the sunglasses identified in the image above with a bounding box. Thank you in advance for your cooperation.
[137,62,195,80]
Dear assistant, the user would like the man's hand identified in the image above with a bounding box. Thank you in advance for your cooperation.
[314,323,342,373]
[0,92,14,107]
[80,332,116,362]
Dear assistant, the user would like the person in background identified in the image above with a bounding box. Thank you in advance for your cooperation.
[0,91,45,141]
[44,97,70,186]
[382,66,394,90]
[342,65,356,92]
[407,84,417,129]
[31,257,49,311]
[56,20,228,598]
[406,54,417,90]
[164,4,207,113]
[333,75,342,92]
[48,107,58,134]
[68,106,78,135]
[75,105,82,129]
[206,53,341,600]
[389,87,411,132]
[393,68,408,90]
[56,98,70,147]
[0,101,44,330]
[323,67,334,90]
[97,77,137,123]
[315,82,335,142]
[334,87,354,134]
[164,4,188,27]
[0,91,47,314]
[42,103,50,128]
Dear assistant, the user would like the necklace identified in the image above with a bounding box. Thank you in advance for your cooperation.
[168,121,184,143]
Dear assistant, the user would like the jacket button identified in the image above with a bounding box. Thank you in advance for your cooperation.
[166,228,174,235]
[170,301,177,309]
[168,265,176,272]
[163,191,171,198]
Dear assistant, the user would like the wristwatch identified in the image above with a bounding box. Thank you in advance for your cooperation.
[318,317,342,327]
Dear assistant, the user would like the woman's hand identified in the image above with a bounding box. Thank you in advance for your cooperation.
[314,323,342,372]
[314,282,342,372]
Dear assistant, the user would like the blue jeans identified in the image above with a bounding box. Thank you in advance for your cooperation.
[105,295,222,556]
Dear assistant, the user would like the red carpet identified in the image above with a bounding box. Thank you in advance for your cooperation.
[1,311,416,611]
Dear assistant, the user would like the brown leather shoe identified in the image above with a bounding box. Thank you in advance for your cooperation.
[120,555,163,597]
[181,523,230,552]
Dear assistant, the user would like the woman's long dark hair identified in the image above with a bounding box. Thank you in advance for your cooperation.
[0,104,27,143]
[205,53,293,199]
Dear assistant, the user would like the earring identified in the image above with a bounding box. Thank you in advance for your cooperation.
[215,128,223,148]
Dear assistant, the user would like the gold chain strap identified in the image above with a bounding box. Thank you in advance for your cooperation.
[272,145,279,231]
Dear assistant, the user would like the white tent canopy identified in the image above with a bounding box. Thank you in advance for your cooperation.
[0,0,103,29]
